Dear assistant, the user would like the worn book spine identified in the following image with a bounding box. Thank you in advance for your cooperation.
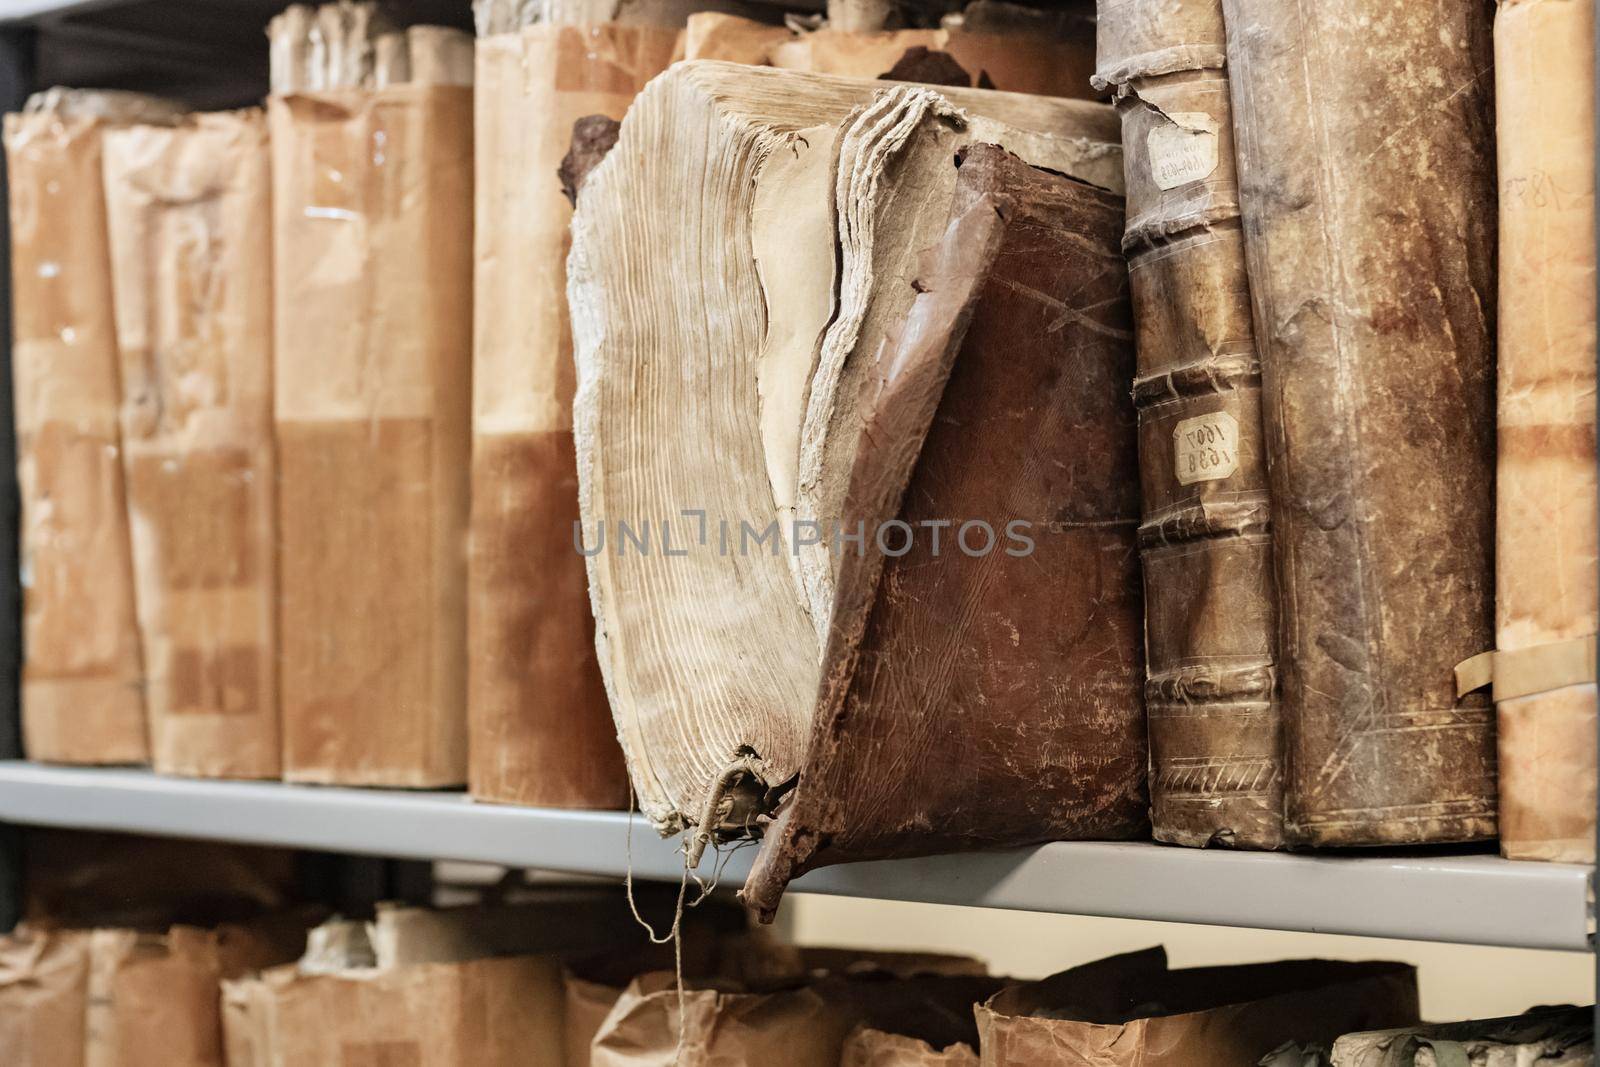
[1493,0,1597,863]
[101,111,279,780]
[1094,0,1282,849]
[468,24,678,809]
[4,109,148,764]
[271,84,473,787]
[1222,0,1498,844]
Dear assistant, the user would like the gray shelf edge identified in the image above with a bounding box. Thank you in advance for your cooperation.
[0,761,1590,953]
[0,1,125,26]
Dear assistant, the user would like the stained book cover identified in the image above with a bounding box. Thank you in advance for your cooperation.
[270,82,473,787]
[1492,0,1597,864]
[4,92,181,765]
[101,110,279,780]
[1222,0,1499,845]
[1094,0,1283,849]
[468,23,677,810]
[743,144,1147,916]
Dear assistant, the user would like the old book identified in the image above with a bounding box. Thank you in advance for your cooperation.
[1222,0,1499,845]
[570,63,1132,906]
[100,110,279,780]
[1329,1006,1593,1066]
[0,928,89,1067]
[1491,0,1597,864]
[269,25,474,786]
[683,4,1096,97]
[1093,1,1282,848]
[742,143,1146,916]
[976,947,1419,1067]
[468,21,677,809]
[4,90,183,766]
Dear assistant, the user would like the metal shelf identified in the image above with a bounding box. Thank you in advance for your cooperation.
[0,761,1588,952]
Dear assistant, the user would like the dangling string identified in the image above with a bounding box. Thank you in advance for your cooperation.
[621,772,765,1066]
[622,782,692,1065]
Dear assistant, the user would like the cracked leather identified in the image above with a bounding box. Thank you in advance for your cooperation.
[742,144,1148,920]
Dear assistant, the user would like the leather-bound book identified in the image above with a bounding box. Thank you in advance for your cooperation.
[1491,0,1597,863]
[1222,0,1498,844]
[570,63,1137,916]
[1094,0,1283,849]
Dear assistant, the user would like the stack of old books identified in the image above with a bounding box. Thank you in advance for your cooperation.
[566,0,1596,917]
[3,0,1594,906]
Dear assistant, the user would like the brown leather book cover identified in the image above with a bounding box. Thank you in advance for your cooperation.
[1223,0,1498,845]
[743,145,1147,918]
[1094,0,1284,849]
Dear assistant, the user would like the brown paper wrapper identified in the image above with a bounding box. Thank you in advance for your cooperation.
[592,973,856,1067]
[0,927,89,1067]
[684,11,1097,99]
[224,954,565,1065]
[101,109,279,780]
[270,84,473,787]
[844,1028,978,1067]
[1493,0,1598,864]
[976,948,1419,1067]
[5,106,150,765]
[572,938,989,1067]
[85,922,307,1067]
[591,963,1000,1067]
[468,23,678,809]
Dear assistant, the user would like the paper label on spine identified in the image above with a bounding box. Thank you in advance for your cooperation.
[1147,112,1219,190]
[1174,411,1239,485]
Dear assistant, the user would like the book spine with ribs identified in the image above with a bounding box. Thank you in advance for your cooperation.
[1094,0,1284,849]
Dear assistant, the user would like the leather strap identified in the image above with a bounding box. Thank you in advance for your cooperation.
[1454,635,1597,701]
